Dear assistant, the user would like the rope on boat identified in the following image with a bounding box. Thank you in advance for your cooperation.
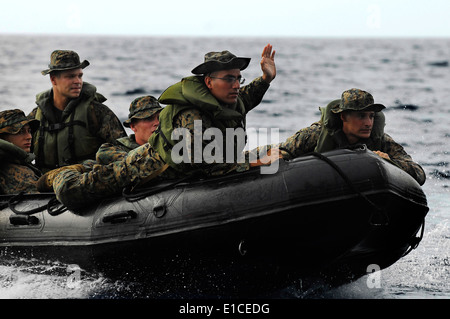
[307,145,390,226]
[282,143,426,257]
[122,170,206,202]
[8,192,47,215]
[287,145,424,257]
[7,191,67,217]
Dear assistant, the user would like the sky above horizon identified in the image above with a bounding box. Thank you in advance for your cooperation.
[1,0,449,38]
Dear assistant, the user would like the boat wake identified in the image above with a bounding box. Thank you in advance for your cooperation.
[0,257,108,299]
[274,220,450,299]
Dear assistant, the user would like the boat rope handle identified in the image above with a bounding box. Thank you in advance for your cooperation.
[7,192,67,217]
[308,149,390,226]
[8,192,48,216]
[47,197,68,216]
[102,210,137,223]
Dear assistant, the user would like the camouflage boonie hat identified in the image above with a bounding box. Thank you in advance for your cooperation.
[331,88,385,113]
[41,50,90,75]
[0,109,39,134]
[123,96,163,127]
[191,50,251,74]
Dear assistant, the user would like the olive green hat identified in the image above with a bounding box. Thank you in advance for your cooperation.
[0,109,39,134]
[191,50,251,75]
[331,88,385,113]
[41,50,90,75]
[123,96,163,128]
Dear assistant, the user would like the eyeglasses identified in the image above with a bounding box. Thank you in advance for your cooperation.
[209,75,245,85]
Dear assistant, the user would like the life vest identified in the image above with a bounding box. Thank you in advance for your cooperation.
[33,82,105,171]
[314,99,386,153]
[149,76,247,171]
[0,139,41,194]
[0,139,36,166]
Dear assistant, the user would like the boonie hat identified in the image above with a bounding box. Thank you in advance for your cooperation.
[0,109,39,134]
[123,96,163,128]
[331,88,385,113]
[191,50,251,75]
[41,50,90,75]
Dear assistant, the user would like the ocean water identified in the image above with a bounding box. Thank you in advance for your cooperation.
[0,35,448,300]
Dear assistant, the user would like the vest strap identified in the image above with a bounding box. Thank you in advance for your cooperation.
[42,120,87,132]
[155,125,173,152]
[67,112,77,164]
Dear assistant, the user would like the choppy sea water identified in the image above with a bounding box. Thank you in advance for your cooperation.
[0,35,448,300]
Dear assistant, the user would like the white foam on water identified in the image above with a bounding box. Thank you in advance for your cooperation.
[318,220,449,299]
[379,221,450,298]
[0,260,110,299]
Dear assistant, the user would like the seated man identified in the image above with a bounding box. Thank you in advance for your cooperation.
[41,44,276,210]
[30,50,127,173]
[96,95,163,165]
[275,88,426,185]
[37,95,163,192]
[0,109,42,194]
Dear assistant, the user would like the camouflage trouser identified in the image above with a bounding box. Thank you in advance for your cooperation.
[53,143,167,210]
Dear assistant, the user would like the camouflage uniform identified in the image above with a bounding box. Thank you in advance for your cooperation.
[53,51,272,210]
[95,135,140,165]
[148,49,269,177]
[277,89,426,185]
[0,110,41,194]
[30,50,126,173]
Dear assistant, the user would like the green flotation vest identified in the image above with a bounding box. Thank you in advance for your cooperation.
[33,82,106,171]
[149,76,247,170]
[314,99,386,153]
[0,139,35,164]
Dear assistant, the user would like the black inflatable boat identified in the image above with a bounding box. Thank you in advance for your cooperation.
[0,146,429,296]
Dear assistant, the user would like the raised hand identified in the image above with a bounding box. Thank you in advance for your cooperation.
[260,44,276,84]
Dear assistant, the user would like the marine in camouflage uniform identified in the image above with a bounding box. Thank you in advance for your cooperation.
[149,44,276,176]
[29,50,127,173]
[96,95,163,164]
[0,109,42,194]
[51,45,277,210]
[275,88,426,185]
